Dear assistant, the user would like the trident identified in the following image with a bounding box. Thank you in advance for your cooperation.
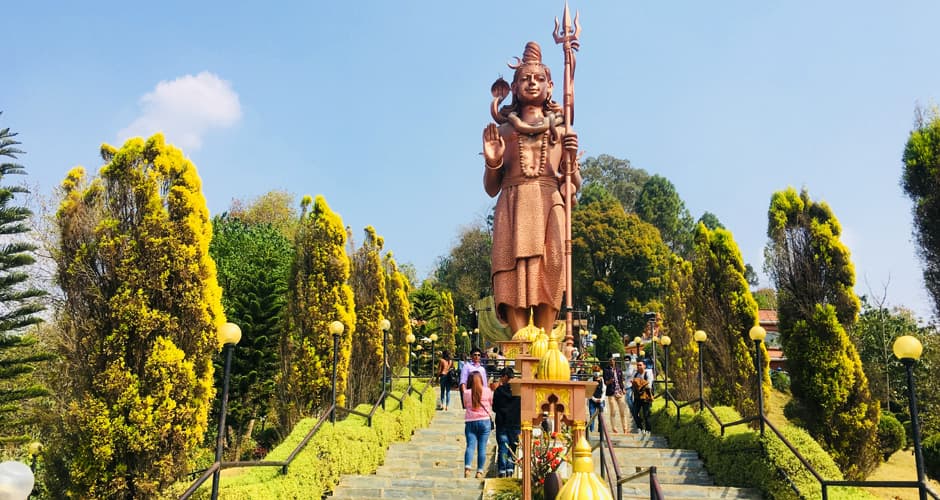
[554,2,581,349]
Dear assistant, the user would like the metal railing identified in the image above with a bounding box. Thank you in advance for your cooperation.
[587,406,665,499]
[668,389,939,500]
[179,378,430,499]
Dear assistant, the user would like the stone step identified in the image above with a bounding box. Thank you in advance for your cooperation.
[618,483,763,499]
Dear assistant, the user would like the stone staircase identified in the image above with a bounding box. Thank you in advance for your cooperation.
[329,405,492,499]
[329,400,763,500]
[594,405,763,499]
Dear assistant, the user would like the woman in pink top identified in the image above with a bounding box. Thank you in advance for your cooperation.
[463,371,494,478]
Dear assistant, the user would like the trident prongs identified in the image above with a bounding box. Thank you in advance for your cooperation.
[553,2,581,48]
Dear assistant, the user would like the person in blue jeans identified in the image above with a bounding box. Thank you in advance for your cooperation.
[462,371,493,478]
[493,367,521,477]
[438,350,453,410]
[588,366,606,432]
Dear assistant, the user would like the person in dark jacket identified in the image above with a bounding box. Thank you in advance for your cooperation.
[493,367,521,478]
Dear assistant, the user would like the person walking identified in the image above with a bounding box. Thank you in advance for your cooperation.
[588,365,606,432]
[462,371,494,479]
[632,361,655,433]
[603,357,629,433]
[438,350,453,411]
[493,367,521,478]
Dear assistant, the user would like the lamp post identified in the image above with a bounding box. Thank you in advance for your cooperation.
[694,330,707,406]
[633,336,642,360]
[473,327,480,350]
[406,332,416,388]
[893,335,927,500]
[414,343,423,377]
[329,320,344,424]
[28,441,41,474]
[211,322,242,500]
[429,333,438,376]
[661,335,671,400]
[380,319,391,410]
[461,331,469,357]
[651,336,660,394]
[748,325,766,436]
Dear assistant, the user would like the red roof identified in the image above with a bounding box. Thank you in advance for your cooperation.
[758,309,778,323]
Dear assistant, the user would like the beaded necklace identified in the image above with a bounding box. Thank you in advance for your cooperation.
[517,131,549,178]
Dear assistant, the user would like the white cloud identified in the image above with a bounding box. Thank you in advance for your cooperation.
[118,71,241,151]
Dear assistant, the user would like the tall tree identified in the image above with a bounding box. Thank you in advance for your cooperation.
[228,189,299,240]
[277,195,355,429]
[384,253,413,376]
[901,106,940,317]
[46,135,223,497]
[689,223,766,416]
[635,175,696,258]
[661,256,698,400]
[209,215,291,457]
[434,221,492,328]
[348,226,387,407]
[571,185,670,336]
[438,291,457,356]
[578,154,649,213]
[0,116,50,444]
[765,187,879,479]
[594,325,624,362]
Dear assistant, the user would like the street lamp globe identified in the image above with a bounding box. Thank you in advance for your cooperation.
[380,319,391,331]
[462,331,468,337]
[693,330,707,343]
[218,322,242,346]
[633,336,642,346]
[329,320,345,336]
[430,333,438,342]
[748,325,766,342]
[406,333,416,344]
[661,335,671,346]
[893,335,923,361]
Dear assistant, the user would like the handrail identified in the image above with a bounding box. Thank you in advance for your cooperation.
[672,395,937,500]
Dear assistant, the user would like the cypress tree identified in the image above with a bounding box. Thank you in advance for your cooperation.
[383,253,413,376]
[765,187,879,479]
[348,226,387,407]
[47,135,223,497]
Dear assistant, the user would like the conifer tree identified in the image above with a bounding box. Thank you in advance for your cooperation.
[278,195,355,429]
[383,253,413,375]
[47,135,223,497]
[902,108,940,316]
[661,256,698,400]
[439,291,457,356]
[348,226,387,407]
[209,214,291,457]
[689,223,767,416]
[765,187,879,479]
[0,116,50,444]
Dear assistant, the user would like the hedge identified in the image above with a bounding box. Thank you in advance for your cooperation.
[172,380,436,498]
[652,401,876,500]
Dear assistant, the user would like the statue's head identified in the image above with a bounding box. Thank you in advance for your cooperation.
[510,42,553,104]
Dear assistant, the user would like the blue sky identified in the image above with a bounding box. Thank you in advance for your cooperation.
[7,1,940,320]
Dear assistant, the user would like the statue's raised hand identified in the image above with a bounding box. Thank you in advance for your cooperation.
[483,123,505,167]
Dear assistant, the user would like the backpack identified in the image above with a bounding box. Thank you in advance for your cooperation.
[632,377,653,403]
[447,364,458,385]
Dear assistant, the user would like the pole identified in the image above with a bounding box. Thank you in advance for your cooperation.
[430,339,435,377]
[904,359,928,500]
[211,343,234,500]
[331,333,339,424]
[754,340,765,436]
[649,318,657,394]
[408,343,413,389]
[697,343,704,407]
[382,326,389,410]
[554,3,580,350]
[663,344,670,401]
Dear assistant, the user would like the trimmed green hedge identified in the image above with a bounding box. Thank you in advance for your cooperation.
[652,401,876,500]
[924,432,940,481]
[877,412,906,462]
[173,380,436,499]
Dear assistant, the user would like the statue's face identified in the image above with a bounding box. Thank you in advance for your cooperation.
[513,64,552,105]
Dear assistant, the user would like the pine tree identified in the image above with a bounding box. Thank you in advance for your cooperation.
[0,116,50,444]
[765,187,879,479]
[209,215,291,457]
[278,195,355,429]
[47,135,223,497]
[348,226,387,407]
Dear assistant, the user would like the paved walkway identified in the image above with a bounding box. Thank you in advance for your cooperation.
[329,394,762,500]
